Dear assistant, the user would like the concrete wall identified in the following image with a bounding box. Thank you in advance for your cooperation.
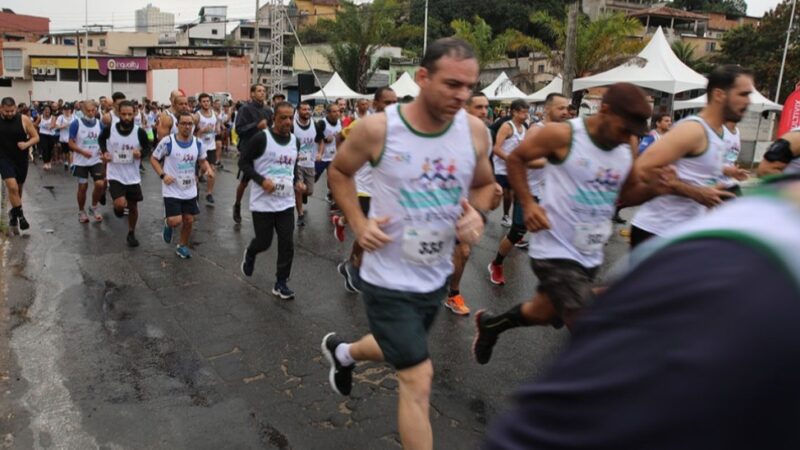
[177,66,249,102]
[31,80,146,103]
[0,79,32,104]
[149,69,179,104]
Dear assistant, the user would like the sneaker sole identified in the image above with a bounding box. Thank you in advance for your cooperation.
[487,263,505,286]
[271,289,294,300]
[338,263,357,293]
[320,333,347,396]
[444,301,470,316]
[472,310,490,365]
[241,248,252,277]
[176,251,191,259]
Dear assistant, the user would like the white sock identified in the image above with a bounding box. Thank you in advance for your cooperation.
[335,343,355,367]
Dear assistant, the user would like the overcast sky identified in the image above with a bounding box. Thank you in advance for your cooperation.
[1,0,788,33]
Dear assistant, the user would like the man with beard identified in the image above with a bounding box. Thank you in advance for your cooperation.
[629,65,752,248]
[232,84,269,224]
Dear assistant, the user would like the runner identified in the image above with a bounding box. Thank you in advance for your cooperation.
[314,103,342,211]
[319,38,496,449]
[194,93,220,204]
[0,97,39,233]
[492,99,529,227]
[37,104,57,171]
[637,113,672,153]
[233,84,269,224]
[150,111,214,259]
[99,100,150,247]
[333,86,398,294]
[68,100,106,223]
[239,102,305,299]
[719,120,749,196]
[102,91,126,128]
[156,90,194,141]
[213,99,226,167]
[293,101,317,227]
[443,91,504,315]
[55,103,76,172]
[757,126,800,176]
[629,65,752,248]
[487,93,570,287]
[472,83,657,365]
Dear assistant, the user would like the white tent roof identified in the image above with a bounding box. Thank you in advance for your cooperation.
[526,76,563,103]
[389,72,420,98]
[482,72,528,101]
[573,27,707,94]
[674,90,783,113]
[302,72,369,101]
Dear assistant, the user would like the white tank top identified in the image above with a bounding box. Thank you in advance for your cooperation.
[57,114,75,142]
[294,118,317,169]
[355,164,373,196]
[133,112,143,129]
[106,125,142,185]
[719,125,741,188]
[529,118,633,268]
[166,110,194,136]
[360,105,476,293]
[248,130,298,213]
[38,115,55,136]
[632,115,726,236]
[527,121,546,198]
[197,110,218,152]
[110,110,120,127]
[72,118,102,166]
[493,121,524,176]
[785,127,800,174]
[321,119,341,162]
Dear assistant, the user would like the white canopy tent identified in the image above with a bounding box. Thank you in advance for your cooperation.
[482,72,528,101]
[389,72,420,98]
[674,90,783,113]
[302,72,369,101]
[573,27,707,94]
[526,76,563,103]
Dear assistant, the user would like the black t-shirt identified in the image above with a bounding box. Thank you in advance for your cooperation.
[0,114,29,163]
[314,117,338,143]
[486,239,800,450]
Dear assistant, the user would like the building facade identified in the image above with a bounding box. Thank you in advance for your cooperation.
[291,0,341,28]
[0,9,49,43]
[582,0,660,21]
[176,6,227,47]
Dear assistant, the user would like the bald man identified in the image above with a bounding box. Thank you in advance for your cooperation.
[156,90,196,141]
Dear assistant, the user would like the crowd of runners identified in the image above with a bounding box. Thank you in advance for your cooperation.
[3,37,800,448]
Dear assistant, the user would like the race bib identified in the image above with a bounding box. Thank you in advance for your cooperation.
[573,221,612,254]
[271,176,294,197]
[401,227,455,265]
[112,148,134,164]
[177,173,195,190]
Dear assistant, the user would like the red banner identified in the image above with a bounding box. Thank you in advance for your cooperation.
[778,87,800,136]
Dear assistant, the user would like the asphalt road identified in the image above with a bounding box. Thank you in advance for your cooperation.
[0,155,632,449]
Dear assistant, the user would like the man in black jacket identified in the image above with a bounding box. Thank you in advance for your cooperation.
[233,84,270,224]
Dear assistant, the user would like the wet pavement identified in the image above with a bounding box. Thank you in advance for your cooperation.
[1,156,631,449]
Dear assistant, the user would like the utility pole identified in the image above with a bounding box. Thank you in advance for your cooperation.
[775,0,797,103]
[85,0,90,99]
[253,0,260,85]
[423,0,429,56]
[562,0,579,100]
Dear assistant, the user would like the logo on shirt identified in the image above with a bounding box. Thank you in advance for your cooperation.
[399,157,462,209]
[571,166,624,206]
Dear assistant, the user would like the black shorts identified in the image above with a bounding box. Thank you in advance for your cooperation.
[109,180,144,202]
[495,174,510,189]
[237,170,251,183]
[361,280,447,370]
[205,150,217,165]
[71,163,105,181]
[530,258,599,315]
[630,225,657,250]
[164,197,200,217]
[0,158,29,185]
[358,196,371,216]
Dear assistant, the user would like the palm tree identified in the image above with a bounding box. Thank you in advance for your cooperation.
[671,40,707,72]
[451,16,548,73]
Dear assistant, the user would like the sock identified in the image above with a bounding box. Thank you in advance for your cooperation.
[114,208,125,218]
[483,304,529,334]
[10,206,21,217]
[448,289,459,298]
[335,343,355,367]
[493,253,505,266]
[128,230,134,236]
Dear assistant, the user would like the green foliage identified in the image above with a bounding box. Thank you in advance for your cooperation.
[668,0,747,15]
[671,40,708,72]
[450,17,548,71]
[715,0,800,102]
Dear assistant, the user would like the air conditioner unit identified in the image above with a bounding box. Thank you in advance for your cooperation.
[31,68,42,75]
[45,67,56,76]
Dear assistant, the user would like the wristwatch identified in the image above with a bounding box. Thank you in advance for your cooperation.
[159,173,165,179]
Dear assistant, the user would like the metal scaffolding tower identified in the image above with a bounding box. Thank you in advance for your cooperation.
[266,0,285,96]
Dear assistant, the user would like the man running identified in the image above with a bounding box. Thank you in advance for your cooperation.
[156,90,193,141]
[293,101,318,227]
[333,86,398,294]
[195,93,220,204]
[637,113,672,153]
[492,99,529,227]
[151,111,214,259]
[233,84,269,224]
[320,38,496,450]
[472,83,657,365]
[0,97,39,233]
[719,120,749,196]
[69,100,106,223]
[99,100,150,247]
[213,99,226,167]
[315,103,342,210]
[55,102,76,171]
[487,93,570,287]
[629,65,752,248]
[239,102,305,299]
[444,91,503,315]
[102,91,126,128]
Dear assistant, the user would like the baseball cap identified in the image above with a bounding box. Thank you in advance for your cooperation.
[602,83,651,136]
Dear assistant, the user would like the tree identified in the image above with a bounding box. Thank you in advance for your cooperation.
[715,0,800,102]
[451,16,546,72]
[668,0,747,15]
[316,0,420,92]
[499,29,549,67]
[671,40,704,70]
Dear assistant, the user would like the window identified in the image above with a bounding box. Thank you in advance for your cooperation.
[111,70,127,83]
[59,69,80,81]
[211,29,218,35]
[88,69,107,82]
[128,71,146,84]
[99,39,106,47]
[88,39,93,47]
[259,29,269,39]
[537,64,545,73]
[3,49,22,72]
[705,41,716,52]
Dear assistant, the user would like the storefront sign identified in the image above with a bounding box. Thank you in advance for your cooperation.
[96,57,147,75]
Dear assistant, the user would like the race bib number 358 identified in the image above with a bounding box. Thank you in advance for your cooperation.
[401,227,455,265]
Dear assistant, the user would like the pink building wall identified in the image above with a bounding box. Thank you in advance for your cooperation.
[178,67,249,102]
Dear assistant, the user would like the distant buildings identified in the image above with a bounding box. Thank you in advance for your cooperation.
[0,8,50,43]
[176,6,228,47]
[290,0,342,28]
[135,3,176,44]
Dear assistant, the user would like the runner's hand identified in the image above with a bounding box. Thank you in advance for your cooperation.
[101,152,113,163]
[357,217,392,251]
[163,175,175,185]
[694,186,735,207]
[523,202,550,231]
[17,142,28,151]
[133,150,142,159]
[315,153,322,162]
[456,199,484,245]
[261,178,275,193]
[724,165,749,181]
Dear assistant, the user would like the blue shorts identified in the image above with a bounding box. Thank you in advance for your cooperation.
[164,197,200,217]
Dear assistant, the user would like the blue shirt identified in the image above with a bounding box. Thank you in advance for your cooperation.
[69,117,100,141]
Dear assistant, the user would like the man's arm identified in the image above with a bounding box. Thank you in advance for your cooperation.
[136,128,151,160]
[468,117,497,212]
[492,122,513,161]
[19,115,40,151]
[237,132,268,186]
[156,112,173,141]
[758,133,799,177]
[98,126,111,161]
